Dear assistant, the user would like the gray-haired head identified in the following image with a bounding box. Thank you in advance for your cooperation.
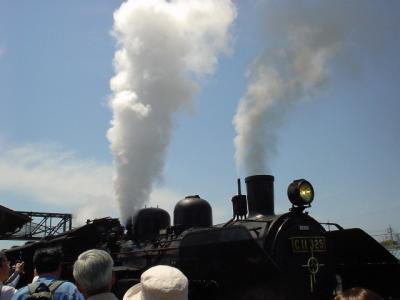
[73,249,114,296]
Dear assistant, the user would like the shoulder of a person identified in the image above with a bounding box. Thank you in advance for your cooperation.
[54,281,80,292]
[53,283,85,300]
[2,284,16,292]
[9,285,27,300]
[59,281,78,287]
[2,289,16,300]
[11,285,28,297]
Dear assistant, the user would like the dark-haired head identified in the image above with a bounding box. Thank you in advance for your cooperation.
[0,251,10,282]
[33,248,63,274]
[0,251,7,267]
[334,287,383,300]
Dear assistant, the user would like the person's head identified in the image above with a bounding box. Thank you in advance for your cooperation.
[334,287,383,300]
[73,249,114,297]
[123,265,188,300]
[33,248,63,276]
[0,251,10,282]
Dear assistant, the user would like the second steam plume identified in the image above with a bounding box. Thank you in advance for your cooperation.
[233,1,396,176]
[233,2,342,176]
[107,0,236,222]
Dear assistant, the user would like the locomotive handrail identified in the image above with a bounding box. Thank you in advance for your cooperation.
[117,246,179,255]
[249,226,262,238]
[320,222,344,231]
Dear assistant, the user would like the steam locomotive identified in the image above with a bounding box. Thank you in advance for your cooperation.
[5,175,400,300]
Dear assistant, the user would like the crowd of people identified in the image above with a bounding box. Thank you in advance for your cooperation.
[0,248,384,300]
[0,249,188,300]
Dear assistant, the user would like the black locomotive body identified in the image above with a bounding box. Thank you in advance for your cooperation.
[114,174,400,300]
[5,174,400,300]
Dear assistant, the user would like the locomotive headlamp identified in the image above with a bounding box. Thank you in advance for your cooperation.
[287,179,314,207]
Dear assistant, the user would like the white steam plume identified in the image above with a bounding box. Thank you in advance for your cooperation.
[234,28,340,174]
[108,0,236,223]
[233,0,397,175]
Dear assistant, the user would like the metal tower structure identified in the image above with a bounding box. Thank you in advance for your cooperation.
[0,209,72,241]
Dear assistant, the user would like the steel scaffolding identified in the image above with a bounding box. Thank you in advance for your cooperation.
[0,211,72,240]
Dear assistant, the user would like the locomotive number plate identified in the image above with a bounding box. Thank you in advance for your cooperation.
[290,236,326,253]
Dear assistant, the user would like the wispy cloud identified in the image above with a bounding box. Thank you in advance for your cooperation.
[0,143,115,224]
[0,46,5,58]
[0,143,192,226]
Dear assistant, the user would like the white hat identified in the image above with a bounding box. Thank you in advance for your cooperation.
[123,265,188,300]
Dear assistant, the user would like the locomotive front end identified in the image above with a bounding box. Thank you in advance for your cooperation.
[240,175,334,299]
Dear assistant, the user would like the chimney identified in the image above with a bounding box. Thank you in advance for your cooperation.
[245,175,274,217]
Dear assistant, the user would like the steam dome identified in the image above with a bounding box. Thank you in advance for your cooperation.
[174,195,212,229]
[132,207,170,241]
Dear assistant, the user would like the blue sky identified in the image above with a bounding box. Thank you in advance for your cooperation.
[0,0,399,249]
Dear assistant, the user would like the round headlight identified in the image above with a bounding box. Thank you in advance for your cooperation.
[287,179,314,207]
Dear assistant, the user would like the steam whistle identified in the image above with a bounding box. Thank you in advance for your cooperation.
[231,178,248,219]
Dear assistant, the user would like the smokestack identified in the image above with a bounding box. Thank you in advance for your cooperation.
[245,175,274,217]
